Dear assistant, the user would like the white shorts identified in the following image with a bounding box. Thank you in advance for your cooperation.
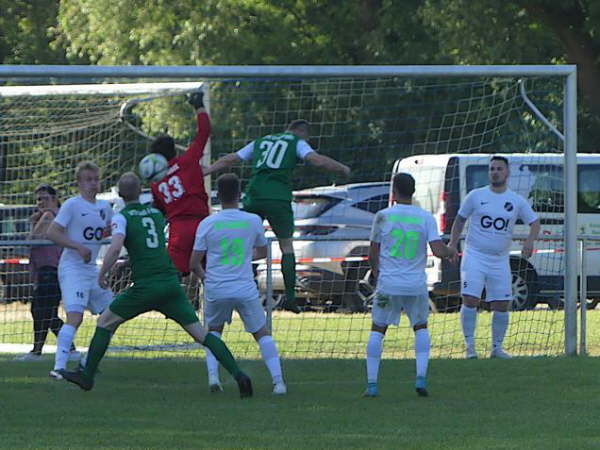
[58,265,113,314]
[204,296,266,334]
[371,292,429,328]
[460,250,512,302]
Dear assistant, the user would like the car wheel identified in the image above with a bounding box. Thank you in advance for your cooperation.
[340,261,371,313]
[586,298,600,310]
[510,260,538,311]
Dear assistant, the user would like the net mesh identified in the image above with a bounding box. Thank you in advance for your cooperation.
[0,75,574,359]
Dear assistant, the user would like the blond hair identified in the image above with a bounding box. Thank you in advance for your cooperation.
[118,171,141,202]
[75,160,100,180]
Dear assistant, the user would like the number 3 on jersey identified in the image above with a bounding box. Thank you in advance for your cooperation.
[158,175,185,204]
[256,140,288,169]
[142,217,159,249]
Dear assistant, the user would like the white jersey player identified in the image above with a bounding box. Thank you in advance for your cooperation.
[46,161,113,379]
[364,173,456,398]
[189,173,286,395]
[449,155,540,359]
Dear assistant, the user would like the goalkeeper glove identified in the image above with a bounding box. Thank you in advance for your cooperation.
[187,91,204,109]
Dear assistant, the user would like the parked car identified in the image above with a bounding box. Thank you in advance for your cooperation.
[393,153,600,312]
[257,182,390,312]
[0,205,37,303]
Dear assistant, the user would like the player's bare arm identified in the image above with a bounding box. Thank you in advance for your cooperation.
[448,214,467,263]
[30,210,55,238]
[522,218,541,259]
[46,222,92,263]
[368,241,380,281]
[205,153,242,176]
[98,234,125,289]
[189,249,206,280]
[430,240,457,259]
[305,152,350,176]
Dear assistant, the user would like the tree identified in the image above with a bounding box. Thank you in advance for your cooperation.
[0,0,68,64]
[420,0,600,149]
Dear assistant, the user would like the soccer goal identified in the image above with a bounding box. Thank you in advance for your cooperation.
[0,65,579,360]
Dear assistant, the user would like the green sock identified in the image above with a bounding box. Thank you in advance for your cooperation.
[281,252,296,301]
[203,333,241,378]
[83,327,111,380]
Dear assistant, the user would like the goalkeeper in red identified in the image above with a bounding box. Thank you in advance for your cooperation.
[149,90,210,275]
[207,120,350,313]
[60,172,252,398]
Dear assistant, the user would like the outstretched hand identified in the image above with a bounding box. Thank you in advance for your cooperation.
[187,91,204,109]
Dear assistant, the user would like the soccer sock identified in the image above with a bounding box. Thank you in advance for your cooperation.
[414,328,430,379]
[460,304,478,349]
[366,331,384,384]
[204,331,221,382]
[492,311,509,349]
[83,327,112,380]
[54,324,77,370]
[281,252,296,301]
[202,333,241,378]
[258,335,283,384]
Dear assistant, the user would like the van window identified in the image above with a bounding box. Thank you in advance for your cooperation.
[401,166,444,213]
[578,165,600,213]
[466,165,488,193]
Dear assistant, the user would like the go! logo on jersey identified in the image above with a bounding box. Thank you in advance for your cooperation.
[480,215,509,231]
[83,226,104,241]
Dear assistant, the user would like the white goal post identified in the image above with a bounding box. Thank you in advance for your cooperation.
[0,64,578,356]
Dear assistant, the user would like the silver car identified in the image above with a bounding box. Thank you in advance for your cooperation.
[257,182,389,312]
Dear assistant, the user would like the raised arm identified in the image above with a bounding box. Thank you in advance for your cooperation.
[30,210,56,239]
[205,153,243,176]
[181,91,211,164]
[305,152,350,176]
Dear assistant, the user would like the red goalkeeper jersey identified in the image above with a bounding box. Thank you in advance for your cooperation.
[151,112,210,221]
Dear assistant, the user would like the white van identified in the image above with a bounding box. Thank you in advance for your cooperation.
[393,153,600,311]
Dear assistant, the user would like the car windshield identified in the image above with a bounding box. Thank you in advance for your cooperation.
[293,195,339,219]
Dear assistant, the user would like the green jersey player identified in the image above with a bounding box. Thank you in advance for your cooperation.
[207,120,350,313]
[60,172,252,398]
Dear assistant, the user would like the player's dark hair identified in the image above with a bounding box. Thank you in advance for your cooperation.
[34,183,61,207]
[490,155,509,167]
[150,135,176,161]
[217,173,240,204]
[287,119,310,133]
[392,172,415,198]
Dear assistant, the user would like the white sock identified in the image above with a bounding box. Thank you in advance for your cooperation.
[366,331,384,384]
[460,305,477,349]
[54,324,76,370]
[258,335,283,384]
[492,311,509,350]
[204,331,221,383]
[414,328,430,379]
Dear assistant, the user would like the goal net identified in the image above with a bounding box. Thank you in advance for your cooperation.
[0,67,578,360]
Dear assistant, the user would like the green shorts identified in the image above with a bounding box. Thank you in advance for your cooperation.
[109,276,198,326]
[242,198,294,239]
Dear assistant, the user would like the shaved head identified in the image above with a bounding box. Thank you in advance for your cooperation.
[118,171,141,202]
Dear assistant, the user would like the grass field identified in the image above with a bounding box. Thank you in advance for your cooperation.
[2,355,600,449]
[4,302,598,359]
